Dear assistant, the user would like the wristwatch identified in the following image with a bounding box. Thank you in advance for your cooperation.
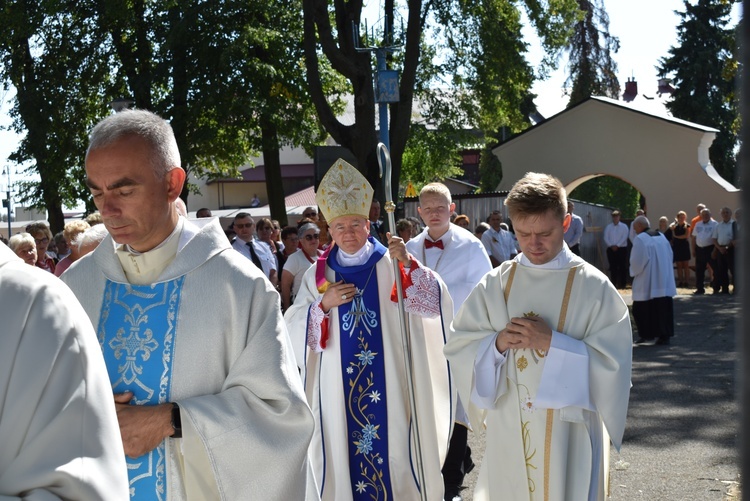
[171,402,182,438]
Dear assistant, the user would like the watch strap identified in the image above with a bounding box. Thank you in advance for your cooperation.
[171,402,182,438]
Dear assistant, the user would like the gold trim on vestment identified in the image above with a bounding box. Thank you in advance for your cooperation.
[543,266,578,501]
[504,262,579,501]
[504,263,517,303]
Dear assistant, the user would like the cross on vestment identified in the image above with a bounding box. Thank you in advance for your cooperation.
[109,325,160,401]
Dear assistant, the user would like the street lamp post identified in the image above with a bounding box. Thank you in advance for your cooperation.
[2,166,12,239]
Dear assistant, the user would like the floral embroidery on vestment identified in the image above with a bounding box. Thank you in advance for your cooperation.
[402,265,441,318]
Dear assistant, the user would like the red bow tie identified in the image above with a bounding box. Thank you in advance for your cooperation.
[425,239,444,250]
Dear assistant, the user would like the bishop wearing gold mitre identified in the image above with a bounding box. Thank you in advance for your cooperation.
[285,159,456,500]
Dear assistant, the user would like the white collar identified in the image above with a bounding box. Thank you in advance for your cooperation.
[122,218,184,255]
[337,239,374,267]
[517,243,575,270]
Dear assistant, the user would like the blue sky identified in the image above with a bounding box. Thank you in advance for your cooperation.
[528,0,743,116]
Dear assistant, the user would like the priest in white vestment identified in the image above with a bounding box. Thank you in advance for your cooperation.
[0,243,129,500]
[630,215,676,345]
[285,160,455,500]
[62,109,317,500]
[444,173,632,501]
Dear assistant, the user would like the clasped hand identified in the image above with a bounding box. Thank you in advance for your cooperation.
[495,316,553,353]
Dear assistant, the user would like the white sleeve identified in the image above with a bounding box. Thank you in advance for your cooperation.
[534,331,594,411]
[470,334,508,409]
[629,237,647,277]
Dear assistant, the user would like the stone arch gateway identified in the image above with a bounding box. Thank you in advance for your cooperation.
[493,96,739,222]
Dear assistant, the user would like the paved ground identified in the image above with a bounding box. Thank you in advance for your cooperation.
[461,289,741,500]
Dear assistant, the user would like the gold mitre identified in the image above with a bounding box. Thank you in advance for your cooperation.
[316,159,373,222]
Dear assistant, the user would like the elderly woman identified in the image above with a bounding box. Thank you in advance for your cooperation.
[54,220,91,277]
[280,222,321,311]
[8,233,38,266]
[25,222,55,273]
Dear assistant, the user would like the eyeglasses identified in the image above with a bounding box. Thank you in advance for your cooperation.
[303,211,317,217]
[304,234,320,241]
[234,223,254,229]
[35,237,49,245]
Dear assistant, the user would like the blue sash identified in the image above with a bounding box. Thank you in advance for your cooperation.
[97,278,185,500]
[328,238,394,500]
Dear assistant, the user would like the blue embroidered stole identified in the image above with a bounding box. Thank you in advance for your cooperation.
[328,239,394,500]
[98,278,185,501]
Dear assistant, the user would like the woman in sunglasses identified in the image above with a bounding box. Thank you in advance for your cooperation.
[25,222,56,274]
[280,222,322,311]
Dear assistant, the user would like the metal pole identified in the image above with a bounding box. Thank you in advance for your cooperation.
[377,48,390,152]
[5,167,11,238]
[378,143,428,501]
[739,0,748,492]
[6,190,10,238]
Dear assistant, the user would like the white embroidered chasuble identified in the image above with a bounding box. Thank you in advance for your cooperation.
[284,241,456,501]
[62,218,318,501]
[445,250,632,501]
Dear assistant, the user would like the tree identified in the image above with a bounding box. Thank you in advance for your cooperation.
[0,1,112,232]
[1,0,331,229]
[96,0,331,224]
[657,0,739,183]
[400,123,465,187]
[303,0,581,199]
[564,0,620,107]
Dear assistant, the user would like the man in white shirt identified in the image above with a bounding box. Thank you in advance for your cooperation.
[630,216,676,345]
[711,206,737,294]
[603,210,629,289]
[481,210,516,267]
[406,182,492,501]
[692,208,719,295]
[445,172,632,501]
[232,212,279,287]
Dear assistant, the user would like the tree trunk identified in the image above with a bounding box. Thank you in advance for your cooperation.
[168,6,191,206]
[260,118,288,227]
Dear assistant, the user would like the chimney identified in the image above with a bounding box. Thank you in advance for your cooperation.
[623,78,638,101]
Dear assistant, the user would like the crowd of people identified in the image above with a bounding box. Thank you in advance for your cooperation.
[0,107,734,500]
[601,203,740,296]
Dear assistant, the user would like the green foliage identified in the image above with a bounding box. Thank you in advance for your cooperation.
[304,0,582,197]
[564,0,620,106]
[423,0,580,135]
[569,176,640,217]
[478,145,503,192]
[0,0,112,231]
[400,124,465,186]
[0,0,334,227]
[657,0,739,183]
